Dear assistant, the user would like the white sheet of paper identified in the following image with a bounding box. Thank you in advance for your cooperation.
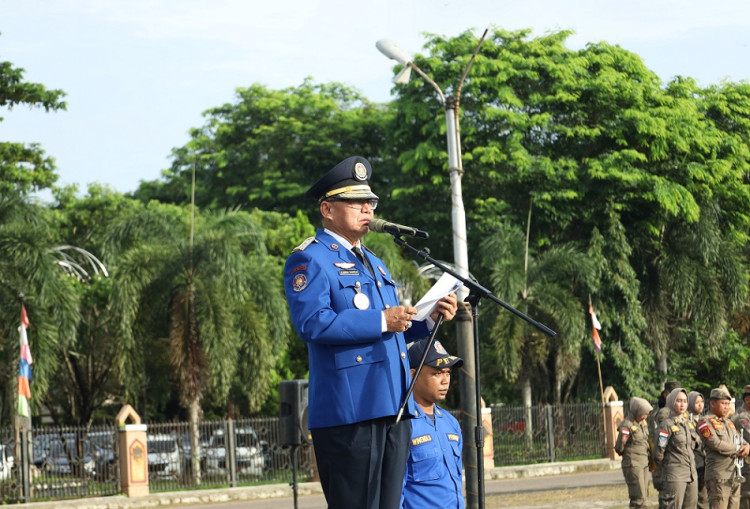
[413,273,463,321]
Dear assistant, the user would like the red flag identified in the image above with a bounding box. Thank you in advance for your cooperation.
[589,304,602,353]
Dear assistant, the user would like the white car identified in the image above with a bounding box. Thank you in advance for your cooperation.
[205,427,264,477]
[147,433,181,479]
[0,444,14,481]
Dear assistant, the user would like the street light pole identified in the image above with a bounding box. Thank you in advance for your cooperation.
[377,33,487,509]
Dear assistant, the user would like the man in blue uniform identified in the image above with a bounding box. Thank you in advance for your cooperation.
[284,155,458,509]
[402,339,464,509]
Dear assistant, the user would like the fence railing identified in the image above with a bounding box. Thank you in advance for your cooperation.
[489,402,605,466]
[0,402,605,503]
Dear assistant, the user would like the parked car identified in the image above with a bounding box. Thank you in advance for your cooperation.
[205,426,264,477]
[0,444,14,482]
[177,431,208,475]
[86,430,118,481]
[147,433,181,480]
[43,435,96,477]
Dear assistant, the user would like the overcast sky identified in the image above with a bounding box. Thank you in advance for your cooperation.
[2,0,750,200]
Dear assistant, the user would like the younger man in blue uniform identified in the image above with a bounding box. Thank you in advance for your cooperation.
[402,339,464,509]
[284,156,458,509]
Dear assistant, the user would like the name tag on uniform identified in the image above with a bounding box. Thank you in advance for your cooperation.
[412,435,432,446]
[447,433,459,442]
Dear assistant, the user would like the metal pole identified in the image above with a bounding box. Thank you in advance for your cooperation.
[445,97,479,509]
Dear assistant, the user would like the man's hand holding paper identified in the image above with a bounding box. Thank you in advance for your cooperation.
[414,273,463,324]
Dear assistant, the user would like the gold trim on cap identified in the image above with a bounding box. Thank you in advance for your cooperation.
[324,184,373,198]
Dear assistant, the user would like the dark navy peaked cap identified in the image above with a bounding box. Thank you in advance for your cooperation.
[305,156,379,201]
[408,339,463,370]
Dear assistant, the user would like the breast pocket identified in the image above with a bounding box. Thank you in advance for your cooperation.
[337,279,376,310]
[671,428,687,448]
[449,439,462,477]
[381,277,400,303]
[409,442,442,482]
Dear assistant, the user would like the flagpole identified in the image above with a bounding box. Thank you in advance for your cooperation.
[595,351,605,406]
[589,295,605,406]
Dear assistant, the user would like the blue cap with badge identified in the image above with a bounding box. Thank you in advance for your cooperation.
[408,339,463,370]
[305,156,379,202]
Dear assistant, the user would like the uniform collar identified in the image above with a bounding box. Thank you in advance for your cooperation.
[323,228,354,251]
[414,405,442,418]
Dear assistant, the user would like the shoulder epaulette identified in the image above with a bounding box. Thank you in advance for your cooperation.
[292,237,317,253]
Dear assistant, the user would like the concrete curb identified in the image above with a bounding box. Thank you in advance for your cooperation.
[486,458,622,480]
[6,459,622,508]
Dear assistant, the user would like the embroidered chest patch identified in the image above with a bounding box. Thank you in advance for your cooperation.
[447,433,460,442]
[412,434,432,446]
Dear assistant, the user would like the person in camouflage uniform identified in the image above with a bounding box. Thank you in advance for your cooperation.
[731,385,750,509]
[689,391,709,509]
[616,397,654,508]
[698,387,750,509]
[654,387,698,508]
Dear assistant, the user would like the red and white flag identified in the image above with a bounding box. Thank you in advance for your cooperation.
[589,303,602,353]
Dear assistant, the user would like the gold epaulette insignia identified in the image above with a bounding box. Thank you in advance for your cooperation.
[292,237,317,252]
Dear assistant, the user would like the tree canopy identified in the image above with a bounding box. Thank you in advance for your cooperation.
[0,55,66,195]
[6,26,750,424]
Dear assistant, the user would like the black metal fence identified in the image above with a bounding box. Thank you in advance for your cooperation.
[0,402,605,503]
[489,402,606,466]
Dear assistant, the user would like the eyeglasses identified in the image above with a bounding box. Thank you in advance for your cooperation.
[328,199,378,211]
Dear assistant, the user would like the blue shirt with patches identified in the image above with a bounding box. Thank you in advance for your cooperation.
[284,229,431,429]
[402,405,464,509]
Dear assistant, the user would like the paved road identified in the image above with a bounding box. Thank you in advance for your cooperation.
[167,470,625,509]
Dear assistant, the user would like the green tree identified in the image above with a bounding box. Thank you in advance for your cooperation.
[0,196,80,424]
[478,210,596,406]
[105,202,289,482]
[134,80,391,222]
[382,28,750,399]
[38,185,141,425]
[0,52,66,195]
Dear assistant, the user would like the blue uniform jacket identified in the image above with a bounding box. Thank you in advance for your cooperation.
[284,229,430,429]
[402,405,464,509]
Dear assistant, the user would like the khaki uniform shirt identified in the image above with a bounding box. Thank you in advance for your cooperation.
[698,412,741,481]
[649,406,672,444]
[689,413,706,471]
[615,417,651,468]
[653,412,697,482]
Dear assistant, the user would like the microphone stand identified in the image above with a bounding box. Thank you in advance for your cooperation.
[396,313,444,424]
[390,233,557,509]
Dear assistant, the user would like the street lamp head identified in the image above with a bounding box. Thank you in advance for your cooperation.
[393,66,412,84]
[376,39,411,66]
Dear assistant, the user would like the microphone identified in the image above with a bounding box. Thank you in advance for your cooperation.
[368,218,429,239]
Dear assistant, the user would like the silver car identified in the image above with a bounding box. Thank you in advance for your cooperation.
[205,427,264,477]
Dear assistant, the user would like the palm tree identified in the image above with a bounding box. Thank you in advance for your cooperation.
[637,201,747,379]
[480,224,595,402]
[0,195,80,424]
[105,202,289,483]
[477,205,596,445]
